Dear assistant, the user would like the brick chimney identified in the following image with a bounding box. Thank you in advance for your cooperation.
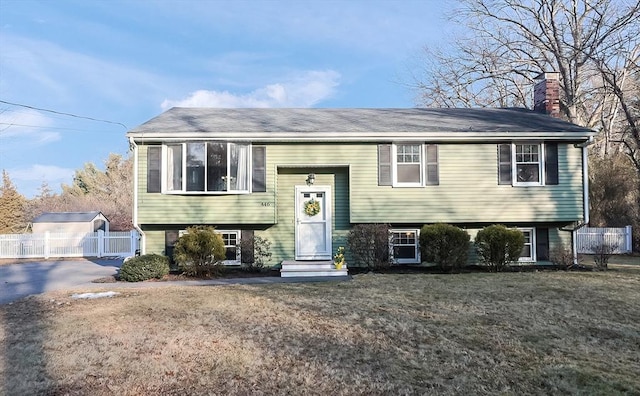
[533,72,561,118]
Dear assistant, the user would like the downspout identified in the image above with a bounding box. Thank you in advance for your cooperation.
[572,136,594,264]
[582,143,590,225]
[129,136,145,255]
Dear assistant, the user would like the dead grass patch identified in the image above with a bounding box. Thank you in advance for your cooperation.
[2,269,640,395]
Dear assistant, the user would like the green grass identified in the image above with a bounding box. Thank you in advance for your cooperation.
[1,268,639,395]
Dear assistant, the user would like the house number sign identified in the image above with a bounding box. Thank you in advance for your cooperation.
[261,202,274,207]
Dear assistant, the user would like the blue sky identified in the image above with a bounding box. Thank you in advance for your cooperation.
[0,0,453,197]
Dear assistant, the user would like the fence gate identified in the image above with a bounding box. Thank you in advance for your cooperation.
[576,226,632,254]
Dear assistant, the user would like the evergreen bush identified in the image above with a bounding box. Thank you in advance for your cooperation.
[474,225,525,272]
[420,223,470,272]
[119,254,170,282]
[173,226,226,277]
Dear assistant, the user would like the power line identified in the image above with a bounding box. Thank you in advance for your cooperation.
[0,122,119,133]
[0,99,128,129]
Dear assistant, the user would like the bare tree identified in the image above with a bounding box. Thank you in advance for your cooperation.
[411,0,640,158]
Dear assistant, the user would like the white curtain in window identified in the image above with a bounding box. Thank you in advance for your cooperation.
[167,146,175,191]
[232,144,249,191]
[167,145,182,191]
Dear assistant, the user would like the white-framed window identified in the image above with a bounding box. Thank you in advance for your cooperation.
[391,229,420,264]
[178,229,241,265]
[219,230,241,265]
[164,142,251,194]
[513,143,544,186]
[394,144,423,186]
[378,144,438,187]
[518,228,536,262]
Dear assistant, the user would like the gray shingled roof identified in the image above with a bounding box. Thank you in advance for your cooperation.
[127,108,594,139]
[32,211,105,223]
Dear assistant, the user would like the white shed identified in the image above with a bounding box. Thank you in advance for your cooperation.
[32,211,109,234]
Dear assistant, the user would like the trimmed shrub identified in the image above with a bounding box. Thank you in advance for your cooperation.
[474,225,525,272]
[420,223,470,272]
[239,235,273,272]
[347,224,391,269]
[119,254,170,282]
[173,226,226,277]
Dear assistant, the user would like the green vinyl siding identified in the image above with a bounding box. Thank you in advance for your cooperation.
[455,225,573,266]
[142,230,166,256]
[259,167,350,264]
[136,144,276,225]
[349,143,584,223]
[136,142,585,258]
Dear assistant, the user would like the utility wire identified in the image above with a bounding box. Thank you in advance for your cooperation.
[0,99,128,129]
[0,122,119,133]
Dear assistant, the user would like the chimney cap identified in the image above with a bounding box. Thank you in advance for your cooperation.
[535,72,560,81]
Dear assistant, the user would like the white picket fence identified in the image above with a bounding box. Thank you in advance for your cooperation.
[576,226,633,254]
[0,230,139,259]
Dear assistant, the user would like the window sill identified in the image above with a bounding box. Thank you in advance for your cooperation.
[162,191,251,195]
[392,184,425,188]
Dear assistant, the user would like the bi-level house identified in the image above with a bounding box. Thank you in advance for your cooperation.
[127,73,595,275]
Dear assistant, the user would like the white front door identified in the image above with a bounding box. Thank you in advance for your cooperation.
[295,185,332,260]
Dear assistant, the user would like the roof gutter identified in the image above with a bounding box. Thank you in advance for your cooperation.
[127,131,597,143]
[129,137,145,255]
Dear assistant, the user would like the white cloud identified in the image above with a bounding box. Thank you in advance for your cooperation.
[161,70,340,109]
[0,109,61,145]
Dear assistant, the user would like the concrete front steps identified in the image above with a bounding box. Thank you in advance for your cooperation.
[280,260,348,277]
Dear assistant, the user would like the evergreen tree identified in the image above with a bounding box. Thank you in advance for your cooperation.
[0,170,27,233]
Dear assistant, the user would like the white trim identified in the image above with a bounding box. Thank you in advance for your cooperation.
[392,143,424,187]
[218,230,242,265]
[512,142,545,186]
[391,228,420,264]
[294,185,332,260]
[161,142,252,194]
[517,227,536,262]
[178,229,242,265]
[129,137,145,255]
[130,132,596,143]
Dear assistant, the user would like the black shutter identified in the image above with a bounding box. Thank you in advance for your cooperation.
[147,146,161,193]
[426,144,439,185]
[545,143,559,185]
[252,146,266,192]
[498,144,512,185]
[536,228,549,261]
[241,230,254,264]
[378,144,392,186]
[165,230,179,265]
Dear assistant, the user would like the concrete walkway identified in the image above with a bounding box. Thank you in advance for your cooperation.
[0,259,351,305]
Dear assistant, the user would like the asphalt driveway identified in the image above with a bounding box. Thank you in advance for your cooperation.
[0,259,122,305]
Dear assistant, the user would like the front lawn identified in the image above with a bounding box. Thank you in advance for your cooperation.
[1,268,639,395]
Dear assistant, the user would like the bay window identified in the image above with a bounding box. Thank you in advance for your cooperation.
[165,142,250,193]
